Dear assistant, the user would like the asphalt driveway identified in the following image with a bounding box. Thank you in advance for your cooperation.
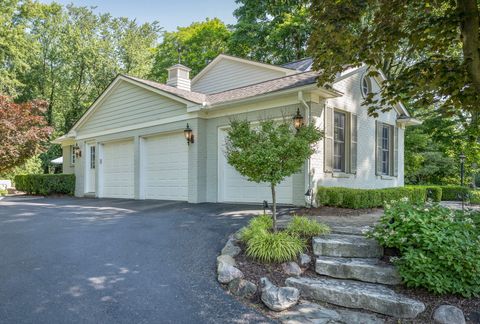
[0,197,273,324]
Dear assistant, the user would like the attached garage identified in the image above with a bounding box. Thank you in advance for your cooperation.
[101,139,135,199]
[217,129,294,204]
[142,133,188,201]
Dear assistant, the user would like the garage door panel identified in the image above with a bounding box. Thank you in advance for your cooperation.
[144,133,188,201]
[102,140,134,199]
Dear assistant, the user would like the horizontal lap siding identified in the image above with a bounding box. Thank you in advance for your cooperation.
[77,81,186,136]
[191,59,286,94]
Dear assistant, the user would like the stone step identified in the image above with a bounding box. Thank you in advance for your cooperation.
[313,234,383,258]
[315,257,401,285]
[330,225,373,235]
[276,300,385,324]
[285,277,425,319]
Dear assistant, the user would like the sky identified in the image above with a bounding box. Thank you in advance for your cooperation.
[40,0,238,31]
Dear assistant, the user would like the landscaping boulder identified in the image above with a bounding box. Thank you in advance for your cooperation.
[217,254,236,267]
[433,305,465,324]
[217,262,243,284]
[260,277,299,311]
[221,238,241,257]
[228,278,257,299]
[298,253,311,267]
[282,262,302,276]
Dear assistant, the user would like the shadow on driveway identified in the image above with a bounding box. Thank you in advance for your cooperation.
[0,197,275,324]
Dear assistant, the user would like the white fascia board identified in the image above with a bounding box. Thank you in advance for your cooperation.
[76,113,199,140]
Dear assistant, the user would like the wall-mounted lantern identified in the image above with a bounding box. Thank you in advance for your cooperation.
[73,143,82,158]
[184,123,194,145]
[293,108,304,131]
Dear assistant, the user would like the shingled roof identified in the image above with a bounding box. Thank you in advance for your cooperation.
[124,71,320,107]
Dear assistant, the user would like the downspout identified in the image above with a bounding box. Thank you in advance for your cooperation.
[298,91,313,207]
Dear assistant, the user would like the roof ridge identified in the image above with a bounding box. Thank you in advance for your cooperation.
[282,57,313,66]
[121,74,206,96]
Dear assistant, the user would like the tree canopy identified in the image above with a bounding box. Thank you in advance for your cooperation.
[150,18,231,83]
[225,119,322,230]
[230,0,311,64]
[0,96,52,173]
[308,0,480,137]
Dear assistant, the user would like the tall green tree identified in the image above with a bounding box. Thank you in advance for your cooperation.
[307,0,480,139]
[225,119,322,231]
[230,0,311,64]
[150,18,231,83]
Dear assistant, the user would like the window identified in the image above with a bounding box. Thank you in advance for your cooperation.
[90,146,95,169]
[376,121,397,177]
[381,125,390,174]
[361,74,372,98]
[333,111,346,172]
[70,146,76,165]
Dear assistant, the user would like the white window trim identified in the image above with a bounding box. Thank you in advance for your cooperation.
[361,73,372,98]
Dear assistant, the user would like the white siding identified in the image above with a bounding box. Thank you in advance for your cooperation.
[77,81,186,136]
[191,58,286,94]
[62,145,75,174]
[310,66,404,191]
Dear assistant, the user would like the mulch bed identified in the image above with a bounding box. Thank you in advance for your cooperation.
[231,242,480,324]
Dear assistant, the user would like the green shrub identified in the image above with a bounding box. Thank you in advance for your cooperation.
[245,230,305,263]
[471,190,480,205]
[241,214,272,242]
[0,189,7,196]
[370,199,480,297]
[286,216,330,238]
[14,174,75,196]
[406,185,442,202]
[316,186,426,209]
[441,185,470,201]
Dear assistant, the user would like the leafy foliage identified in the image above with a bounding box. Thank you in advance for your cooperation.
[14,174,75,195]
[370,199,480,297]
[0,96,52,173]
[225,118,322,231]
[316,186,427,209]
[245,231,305,263]
[308,0,480,146]
[150,18,231,83]
[230,0,311,64]
[286,216,330,238]
[0,156,43,181]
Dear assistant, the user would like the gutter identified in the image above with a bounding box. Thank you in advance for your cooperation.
[396,116,422,127]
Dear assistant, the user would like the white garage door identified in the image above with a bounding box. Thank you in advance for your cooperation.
[102,140,135,199]
[218,130,293,204]
[143,133,188,200]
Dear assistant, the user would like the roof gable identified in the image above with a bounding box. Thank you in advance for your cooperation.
[72,76,192,135]
[191,54,295,94]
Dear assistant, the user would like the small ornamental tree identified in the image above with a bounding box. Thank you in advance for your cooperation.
[225,119,322,232]
[0,96,53,173]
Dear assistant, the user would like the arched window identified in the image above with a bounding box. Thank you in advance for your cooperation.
[361,74,372,98]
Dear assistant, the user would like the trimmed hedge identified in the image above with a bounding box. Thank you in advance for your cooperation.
[406,185,442,202]
[316,186,426,209]
[440,185,471,201]
[14,174,75,196]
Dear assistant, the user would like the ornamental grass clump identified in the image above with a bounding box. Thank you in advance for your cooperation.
[286,216,330,239]
[245,230,305,263]
[370,198,480,297]
[242,215,328,263]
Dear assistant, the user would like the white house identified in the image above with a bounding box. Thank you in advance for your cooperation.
[54,54,419,205]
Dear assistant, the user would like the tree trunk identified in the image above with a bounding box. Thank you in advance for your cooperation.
[271,183,277,232]
[458,0,480,93]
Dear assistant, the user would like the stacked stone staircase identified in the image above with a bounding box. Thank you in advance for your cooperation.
[285,226,426,320]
